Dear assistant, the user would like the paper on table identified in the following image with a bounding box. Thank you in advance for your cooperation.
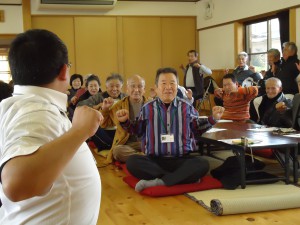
[247,127,277,132]
[217,120,233,123]
[206,128,227,133]
[284,134,300,138]
[219,139,262,145]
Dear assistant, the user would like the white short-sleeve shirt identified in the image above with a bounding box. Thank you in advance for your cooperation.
[0,85,101,225]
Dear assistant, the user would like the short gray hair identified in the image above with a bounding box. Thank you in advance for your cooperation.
[283,42,298,55]
[237,51,248,59]
[265,77,282,87]
[106,73,124,85]
[267,48,281,58]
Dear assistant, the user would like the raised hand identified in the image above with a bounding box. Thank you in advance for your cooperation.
[275,102,287,112]
[249,65,256,73]
[212,106,225,120]
[214,88,223,98]
[193,63,201,68]
[116,109,129,122]
[224,68,229,75]
[70,96,78,105]
[102,97,115,111]
[186,88,193,100]
[149,87,157,99]
[72,106,104,139]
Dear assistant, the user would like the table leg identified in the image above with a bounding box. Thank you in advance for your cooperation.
[285,148,290,184]
[240,148,246,189]
[293,145,298,184]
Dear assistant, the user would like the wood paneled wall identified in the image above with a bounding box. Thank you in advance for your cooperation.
[31,16,196,95]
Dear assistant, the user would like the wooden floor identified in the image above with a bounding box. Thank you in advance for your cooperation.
[94,153,300,225]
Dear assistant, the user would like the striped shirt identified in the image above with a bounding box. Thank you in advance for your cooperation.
[120,97,215,157]
[218,86,258,121]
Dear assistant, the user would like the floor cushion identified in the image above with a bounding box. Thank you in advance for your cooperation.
[123,175,223,197]
[115,161,223,197]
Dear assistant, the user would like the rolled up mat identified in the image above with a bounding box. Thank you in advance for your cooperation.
[186,182,300,216]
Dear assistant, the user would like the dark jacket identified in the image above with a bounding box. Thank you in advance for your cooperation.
[258,60,281,96]
[292,94,300,130]
[275,55,299,95]
[250,92,292,128]
[233,65,262,86]
[184,63,204,97]
[77,91,126,107]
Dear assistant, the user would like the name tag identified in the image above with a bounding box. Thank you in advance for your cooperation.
[161,134,174,143]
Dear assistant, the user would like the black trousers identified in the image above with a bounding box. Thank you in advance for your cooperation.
[91,128,116,151]
[126,155,209,186]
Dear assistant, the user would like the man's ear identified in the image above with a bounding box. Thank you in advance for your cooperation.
[57,64,68,81]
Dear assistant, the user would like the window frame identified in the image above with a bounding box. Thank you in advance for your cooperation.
[0,48,11,83]
[244,15,280,71]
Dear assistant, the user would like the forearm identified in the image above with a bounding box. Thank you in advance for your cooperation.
[2,127,88,202]
[100,109,114,128]
[193,116,216,135]
[199,65,212,75]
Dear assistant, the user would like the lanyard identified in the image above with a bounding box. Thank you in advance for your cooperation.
[157,103,177,134]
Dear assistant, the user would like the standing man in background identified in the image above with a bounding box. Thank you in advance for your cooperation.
[181,50,216,107]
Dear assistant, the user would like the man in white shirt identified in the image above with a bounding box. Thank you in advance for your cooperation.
[180,50,216,106]
[0,29,103,224]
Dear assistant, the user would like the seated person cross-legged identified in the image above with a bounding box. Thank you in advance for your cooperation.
[250,77,292,128]
[116,67,225,192]
[214,73,258,122]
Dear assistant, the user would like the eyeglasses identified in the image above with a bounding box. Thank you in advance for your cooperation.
[66,62,72,68]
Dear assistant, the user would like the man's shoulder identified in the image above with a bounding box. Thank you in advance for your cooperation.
[0,95,59,123]
[176,97,191,106]
[112,96,130,109]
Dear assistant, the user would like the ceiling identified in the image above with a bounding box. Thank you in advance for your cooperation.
[118,0,200,2]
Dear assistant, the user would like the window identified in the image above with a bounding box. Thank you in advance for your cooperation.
[0,49,11,83]
[245,18,281,72]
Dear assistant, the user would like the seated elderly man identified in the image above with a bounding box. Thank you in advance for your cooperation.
[258,48,281,96]
[214,73,258,121]
[225,51,262,86]
[100,75,147,163]
[116,67,224,192]
[250,77,292,128]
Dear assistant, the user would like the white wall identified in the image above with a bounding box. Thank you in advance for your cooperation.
[196,0,300,29]
[197,0,300,70]
[31,1,198,16]
[0,5,23,34]
[199,24,234,69]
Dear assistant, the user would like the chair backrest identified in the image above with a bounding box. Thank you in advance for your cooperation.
[241,77,254,87]
[292,93,300,130]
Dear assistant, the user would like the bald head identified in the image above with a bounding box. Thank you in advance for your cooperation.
[127,74,145,87]
[127,74,146,102]
[265,77,282,87]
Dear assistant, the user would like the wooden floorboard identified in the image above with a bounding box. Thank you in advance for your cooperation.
[94,153,300,225]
